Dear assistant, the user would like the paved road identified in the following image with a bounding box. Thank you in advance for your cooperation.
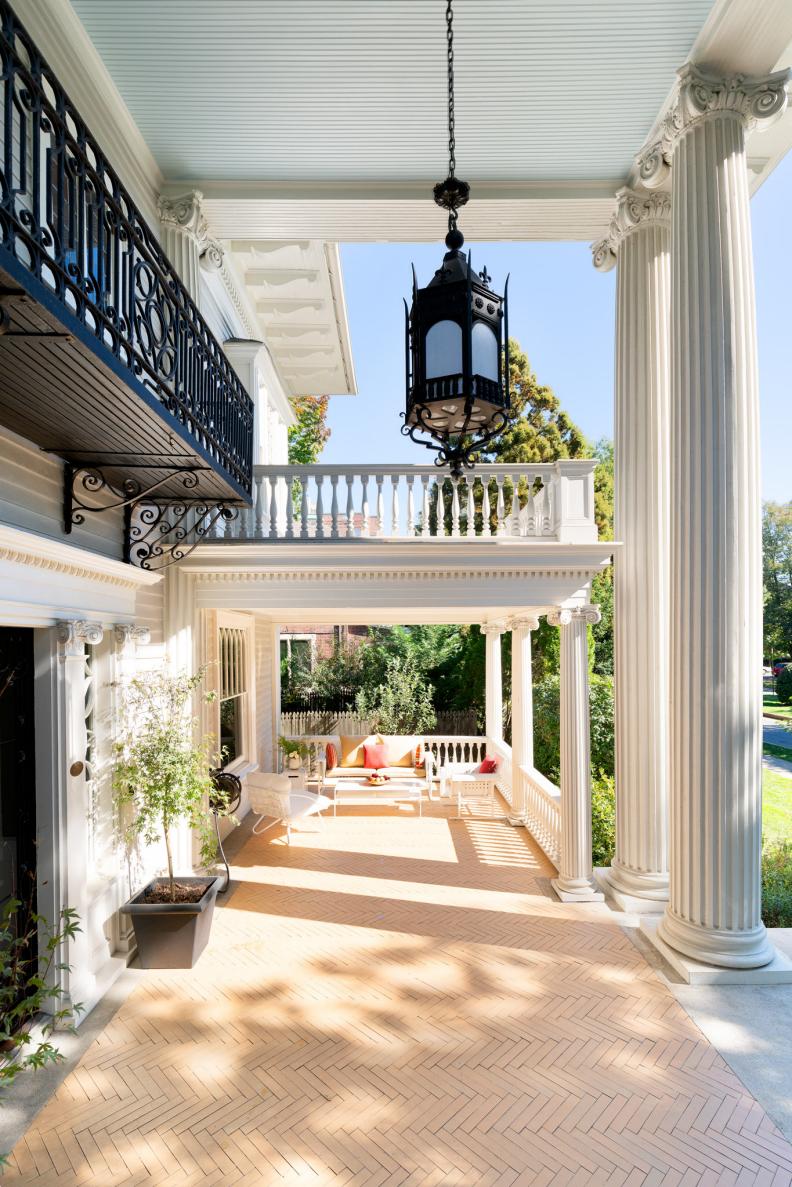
[763,716,792,776]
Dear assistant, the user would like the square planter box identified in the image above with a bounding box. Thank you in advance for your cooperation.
[120,875,222,969]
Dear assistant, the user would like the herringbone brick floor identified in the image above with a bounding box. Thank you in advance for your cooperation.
[6,794,792,1185]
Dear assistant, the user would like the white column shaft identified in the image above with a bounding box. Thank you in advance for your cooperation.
[659,87,778,967]
[610,203,671,906]
[508,623,534,822]
[549,608,603,901]
[483,628,503,743]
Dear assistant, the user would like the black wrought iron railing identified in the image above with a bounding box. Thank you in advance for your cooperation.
[0,1,253,496]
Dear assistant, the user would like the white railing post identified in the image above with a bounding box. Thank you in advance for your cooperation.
[315,473,324,539]
[360,473,370,537]
[330,474,339,539]
[375,474,384,537]
[391,474,400,536]
[421,474,431,537]
[406,474,415,536]
[345,475,355,538]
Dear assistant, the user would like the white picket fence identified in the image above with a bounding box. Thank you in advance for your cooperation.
[280,710,478,738]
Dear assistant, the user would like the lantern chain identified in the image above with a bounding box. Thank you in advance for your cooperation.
[446,0,455,180]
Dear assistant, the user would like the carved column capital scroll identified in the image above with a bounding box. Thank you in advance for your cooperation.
[547,605,601,628]
[157,190,209,247]
[592,187,671,272]
[507,614,541,632]
[56,620,104,658]
[480,621,506,637]
[636,64,789,190]
[113,623,152,650]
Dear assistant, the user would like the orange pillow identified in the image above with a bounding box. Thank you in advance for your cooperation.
[364,741,388,770]
[415,743,425,769]
[325,743,338,771]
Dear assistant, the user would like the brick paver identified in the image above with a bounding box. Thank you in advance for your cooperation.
[6,794,792,1185]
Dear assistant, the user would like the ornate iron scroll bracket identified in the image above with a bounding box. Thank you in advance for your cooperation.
[401,405,509,476]
[57,454,242,570]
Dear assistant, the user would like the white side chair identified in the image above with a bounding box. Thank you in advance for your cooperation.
[439,761,500,819]
[247,772,331,844]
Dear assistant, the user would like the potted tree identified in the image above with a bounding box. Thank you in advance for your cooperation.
[115,669,236,969]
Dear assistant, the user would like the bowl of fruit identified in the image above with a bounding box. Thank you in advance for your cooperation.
[367,773,390,787]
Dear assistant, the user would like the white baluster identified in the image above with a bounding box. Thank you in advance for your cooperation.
[391,474,400,537]
[360,473,370,537]
[285,475,295,539]
[315,474,324,539]
[510,475,521,535]
[330,475,339,539]
[451,476,461,537]
[466,477,475,538]
[438,480,449,537]
[269,476,278,539]
[481,478,491,538]
[406,475,415,537]
[300,474,310,538]
[254,473,265,538]
[421,475,431,537]
[495,475,506,535]
[375,474,384,537]
[345,475,355,537]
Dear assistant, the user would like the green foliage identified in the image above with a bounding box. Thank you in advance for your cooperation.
[114,669,232,901]
[0,880,82,1088]
[777,665,792,705]
[591,774,616,868]
[763,501,792,660]
[762,839,792,927]
[278,735,309,759]
[288,396,330,464]
[355,654,437,735]
[532,675,614,784]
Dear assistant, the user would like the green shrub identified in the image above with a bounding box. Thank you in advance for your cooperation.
[355,655,437,735]
[777,665,792,705]
[533,675,614,783]
[762,838,792,927]
[591,773,616,867]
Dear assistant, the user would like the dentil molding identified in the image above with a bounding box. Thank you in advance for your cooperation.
[636,63,789,189]
[56,620,104,657]
[591,188,671,272]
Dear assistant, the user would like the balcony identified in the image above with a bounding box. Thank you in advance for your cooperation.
[0,0,253,507]
[221,460,598,544]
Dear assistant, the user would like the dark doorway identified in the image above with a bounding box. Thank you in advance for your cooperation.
[0,627,37,963]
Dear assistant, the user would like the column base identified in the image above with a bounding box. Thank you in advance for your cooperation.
[595,863,668,914]
[551,877,604,903]
[640,917,792,985]
[658,906,776,970]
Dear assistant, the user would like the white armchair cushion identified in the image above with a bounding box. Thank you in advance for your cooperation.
[247,771,331,842]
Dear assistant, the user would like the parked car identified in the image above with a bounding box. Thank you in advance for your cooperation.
[772,658,792,677]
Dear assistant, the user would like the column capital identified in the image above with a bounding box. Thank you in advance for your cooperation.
[157,190,209,247]
[591,187,671,272]
[480,621,506,637]
[113,623,151,650]
[56,620,104,658]
[547,605,601,628]
[636,63,789,190]
[507,614,541,632]
[199,238,225,273]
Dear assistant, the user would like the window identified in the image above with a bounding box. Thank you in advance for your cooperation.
[280,635,314,679]
[219,626,247,767]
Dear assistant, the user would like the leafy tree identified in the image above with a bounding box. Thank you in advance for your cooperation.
[763,502,792,660]
[532,674,614,782]
[288,396,330,464]
[356,655,437,734]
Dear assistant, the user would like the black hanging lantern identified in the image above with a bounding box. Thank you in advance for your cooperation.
[403,0,510,476]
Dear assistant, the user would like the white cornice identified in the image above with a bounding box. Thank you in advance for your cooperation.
[324,243,357,395]
[10,0,163,229]
[0,525,161,589]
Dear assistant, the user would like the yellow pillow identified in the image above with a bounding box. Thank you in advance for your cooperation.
[339,734,382,768]
[382,736,421,768]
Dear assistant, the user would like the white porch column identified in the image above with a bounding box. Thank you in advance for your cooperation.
[547,607,603,902]
[639,65,789,971]
[481,622,504,744]
[507,615,539,825]
[157,190,209,304]
[592,189,671,911]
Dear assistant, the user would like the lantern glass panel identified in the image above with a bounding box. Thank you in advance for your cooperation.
[425,319,463,379]
[472,321,498,381]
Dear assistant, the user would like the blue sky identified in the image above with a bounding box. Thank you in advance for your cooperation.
[324,156,792,503]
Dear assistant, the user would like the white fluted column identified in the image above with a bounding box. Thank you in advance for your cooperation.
[157,191,209,304]
[639,65,789,969]
[507,615,539,825]
[481,622,504,744]
[548,606,603,902]
[592,189,671,911]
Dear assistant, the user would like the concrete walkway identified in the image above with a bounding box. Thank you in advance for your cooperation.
[5,796,792,1185]
[763,717,792,777]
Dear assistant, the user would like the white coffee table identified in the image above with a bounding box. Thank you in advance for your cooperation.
[330,777,424,816]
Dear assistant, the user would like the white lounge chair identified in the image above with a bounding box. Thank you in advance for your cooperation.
[247,772,331,844]
[439,761,501,818]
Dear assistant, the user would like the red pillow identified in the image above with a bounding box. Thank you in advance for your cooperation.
[415,743,425,769]
[364,741,388,770]
[479,756,499,774]
[325,743,338,771]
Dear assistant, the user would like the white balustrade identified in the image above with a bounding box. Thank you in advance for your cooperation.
[239,462,597,544]
[519,764,562,868]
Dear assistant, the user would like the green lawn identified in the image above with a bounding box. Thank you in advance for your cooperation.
[763,767,792,841]
[764,690,792,721]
